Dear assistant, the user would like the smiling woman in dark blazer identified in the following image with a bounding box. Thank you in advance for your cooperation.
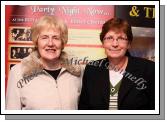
[78,18,155,110]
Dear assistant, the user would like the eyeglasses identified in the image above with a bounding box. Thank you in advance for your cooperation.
[103,36,128,43]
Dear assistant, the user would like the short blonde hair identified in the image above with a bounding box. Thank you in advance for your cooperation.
[31,15,68,50]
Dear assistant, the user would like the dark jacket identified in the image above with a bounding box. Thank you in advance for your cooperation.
[78,56,155,110]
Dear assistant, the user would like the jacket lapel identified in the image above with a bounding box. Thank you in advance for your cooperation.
[118,56,138,107]
[100,58,110,109]
[118,75,134,107]
[102,68,110,109]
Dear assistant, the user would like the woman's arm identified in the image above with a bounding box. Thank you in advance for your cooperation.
[6,66,21,110]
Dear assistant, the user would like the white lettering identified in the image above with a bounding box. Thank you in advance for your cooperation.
[31,6,55,15]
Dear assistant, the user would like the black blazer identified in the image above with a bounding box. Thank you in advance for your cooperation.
[78,56,155,110]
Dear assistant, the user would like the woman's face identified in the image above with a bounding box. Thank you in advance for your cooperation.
[37,28,63,62]
[103,30,130,59]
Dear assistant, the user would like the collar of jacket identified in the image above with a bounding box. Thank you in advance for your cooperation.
[21,51,81,78]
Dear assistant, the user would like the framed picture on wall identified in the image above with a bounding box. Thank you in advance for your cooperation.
[9,27,32,42]
[9,45,34,60]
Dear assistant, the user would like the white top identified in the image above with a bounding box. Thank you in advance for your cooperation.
[109,70,124,110]
[109,69,124,87]
[109,93,118,110]
[6,64,84,110]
